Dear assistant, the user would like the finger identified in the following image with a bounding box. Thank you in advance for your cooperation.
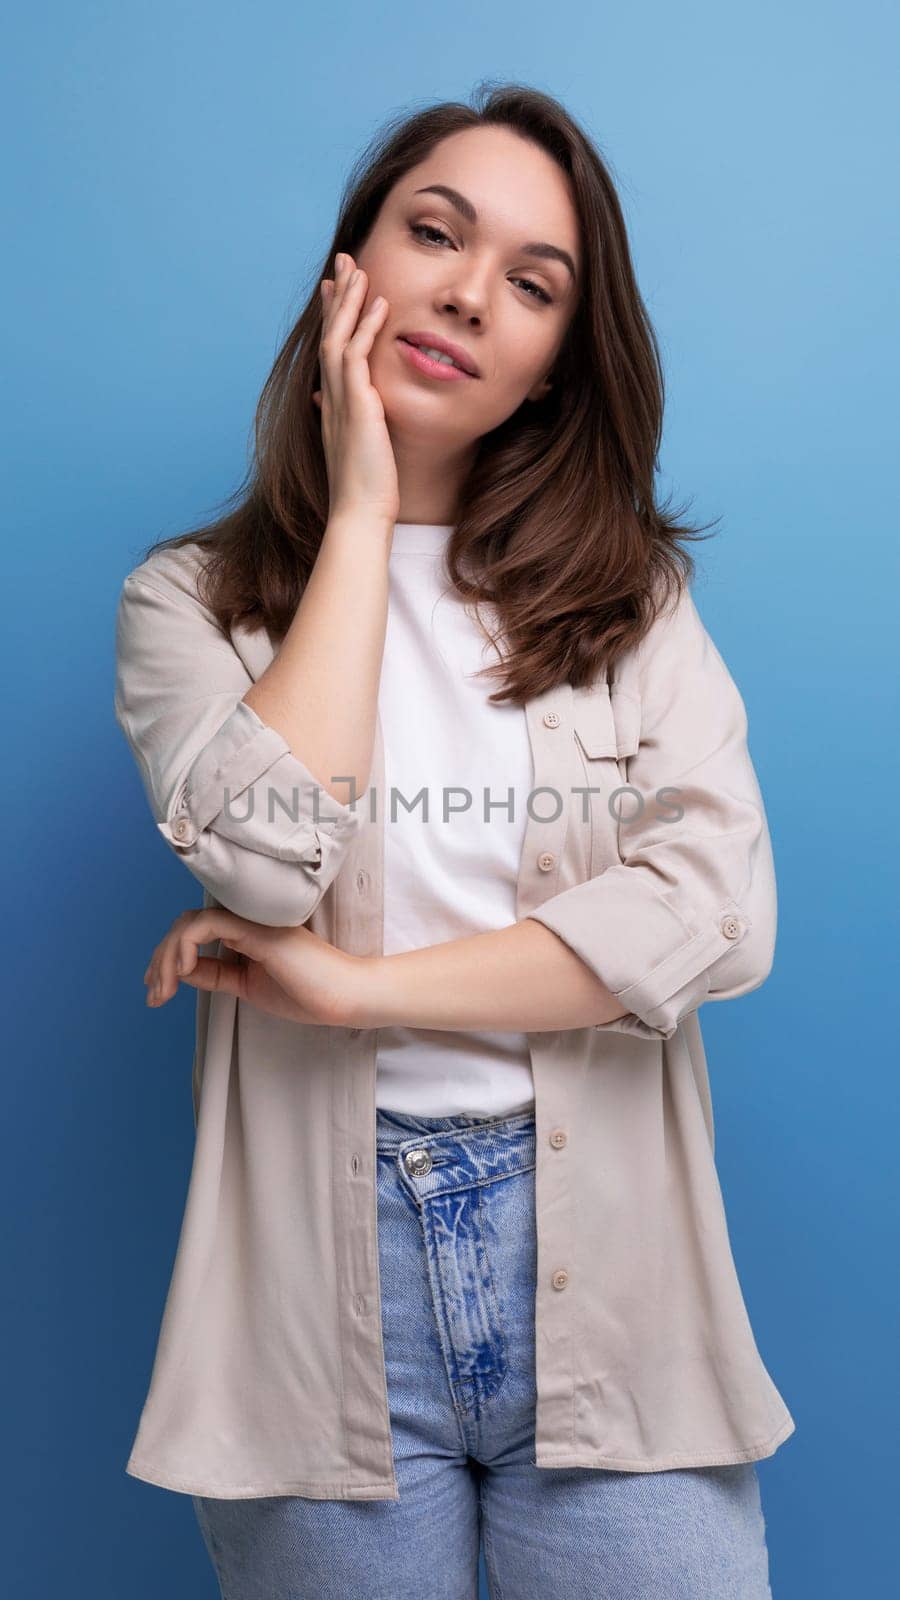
[148,908,265,1006]
[177,952,248,1000]
[144,909,196,992]
[148,935,183,1006]
[335,274,381,371]
[144,921,184,1001]
[343,292,388,361]
[320,262,369,407]
[342,295,389,405]
[332,266,370,326]
[318,259,365,373]
[144,954,162,999]
[180,949,322,1027]
[148,909,200,1005]
[330,252,357,305]
[165,908,208,988]
[320,256,358,336]
[348,291,388,342]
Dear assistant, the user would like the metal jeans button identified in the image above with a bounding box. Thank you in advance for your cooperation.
[404,1148,433,1176]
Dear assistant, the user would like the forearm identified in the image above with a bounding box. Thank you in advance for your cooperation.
[242,512,393,805]
[353,917,631,1032]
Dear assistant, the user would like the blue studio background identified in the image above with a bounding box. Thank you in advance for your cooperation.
[4,3,898,1596]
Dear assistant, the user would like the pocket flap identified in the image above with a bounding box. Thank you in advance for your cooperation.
[574,680,640,760]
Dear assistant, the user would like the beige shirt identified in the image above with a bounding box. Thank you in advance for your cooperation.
[114,541,796,1500]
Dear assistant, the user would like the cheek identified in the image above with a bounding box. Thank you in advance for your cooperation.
[482,356,547,400]
[354,244,393,301]
[368,323,399,372]
[489,323,556,391]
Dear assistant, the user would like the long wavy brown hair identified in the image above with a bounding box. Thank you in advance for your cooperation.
[140,81,717,704]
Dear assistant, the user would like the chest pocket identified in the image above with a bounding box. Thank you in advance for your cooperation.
[572,679,641,877]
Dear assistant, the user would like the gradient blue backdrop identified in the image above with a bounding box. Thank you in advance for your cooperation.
[5,3,898,1596]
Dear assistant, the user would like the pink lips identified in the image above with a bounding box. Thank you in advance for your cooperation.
[397,338,476,382]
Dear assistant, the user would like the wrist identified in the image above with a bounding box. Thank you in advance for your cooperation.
[325,509,396,546]
[344,955,398,1029]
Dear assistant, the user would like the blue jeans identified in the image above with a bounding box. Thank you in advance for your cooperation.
[193,1106,773,1598]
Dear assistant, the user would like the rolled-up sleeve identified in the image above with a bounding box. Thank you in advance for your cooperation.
[114,568,361,926]
[524,584,777,1041]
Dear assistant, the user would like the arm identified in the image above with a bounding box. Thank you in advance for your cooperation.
[241,511,394,804]
[353,916,630,1031]
[114,519,390,926]
[521,583,777,1041]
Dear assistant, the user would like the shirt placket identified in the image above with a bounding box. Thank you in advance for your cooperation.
[518,685,579,1457]
[330,704,401,1494]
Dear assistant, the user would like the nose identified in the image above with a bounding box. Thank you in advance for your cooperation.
[438,275,486,325]
[441,299,481,326]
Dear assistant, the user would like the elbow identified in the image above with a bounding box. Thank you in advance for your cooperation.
[613,911,777,1040]
[157,823,354,929]
[704,807,778,1002]
[707,897,777,1002]
[749,912,777,992]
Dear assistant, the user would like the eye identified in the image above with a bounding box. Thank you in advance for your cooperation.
[408,222,553,304]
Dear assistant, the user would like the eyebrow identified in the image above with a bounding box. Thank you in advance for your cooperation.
[412,184,577,285]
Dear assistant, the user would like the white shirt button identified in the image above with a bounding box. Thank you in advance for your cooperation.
[551,1269,569,1290]
[549,1129,567,1149]
[171,815,194,844]
[543,711,561,728]
[721,915,741,939]
[538,852,556,871]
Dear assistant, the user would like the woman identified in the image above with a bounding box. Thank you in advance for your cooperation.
[115,83,794,1599]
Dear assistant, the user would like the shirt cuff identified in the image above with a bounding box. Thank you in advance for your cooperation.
[524,869,751,1042]
[155,698,362,864]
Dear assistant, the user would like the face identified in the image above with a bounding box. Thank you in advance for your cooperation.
[355,125,582,452]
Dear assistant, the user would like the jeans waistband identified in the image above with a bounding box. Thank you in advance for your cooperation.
[375,1106,537,1182]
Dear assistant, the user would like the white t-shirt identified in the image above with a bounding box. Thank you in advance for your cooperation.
[374,522,536,1117]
